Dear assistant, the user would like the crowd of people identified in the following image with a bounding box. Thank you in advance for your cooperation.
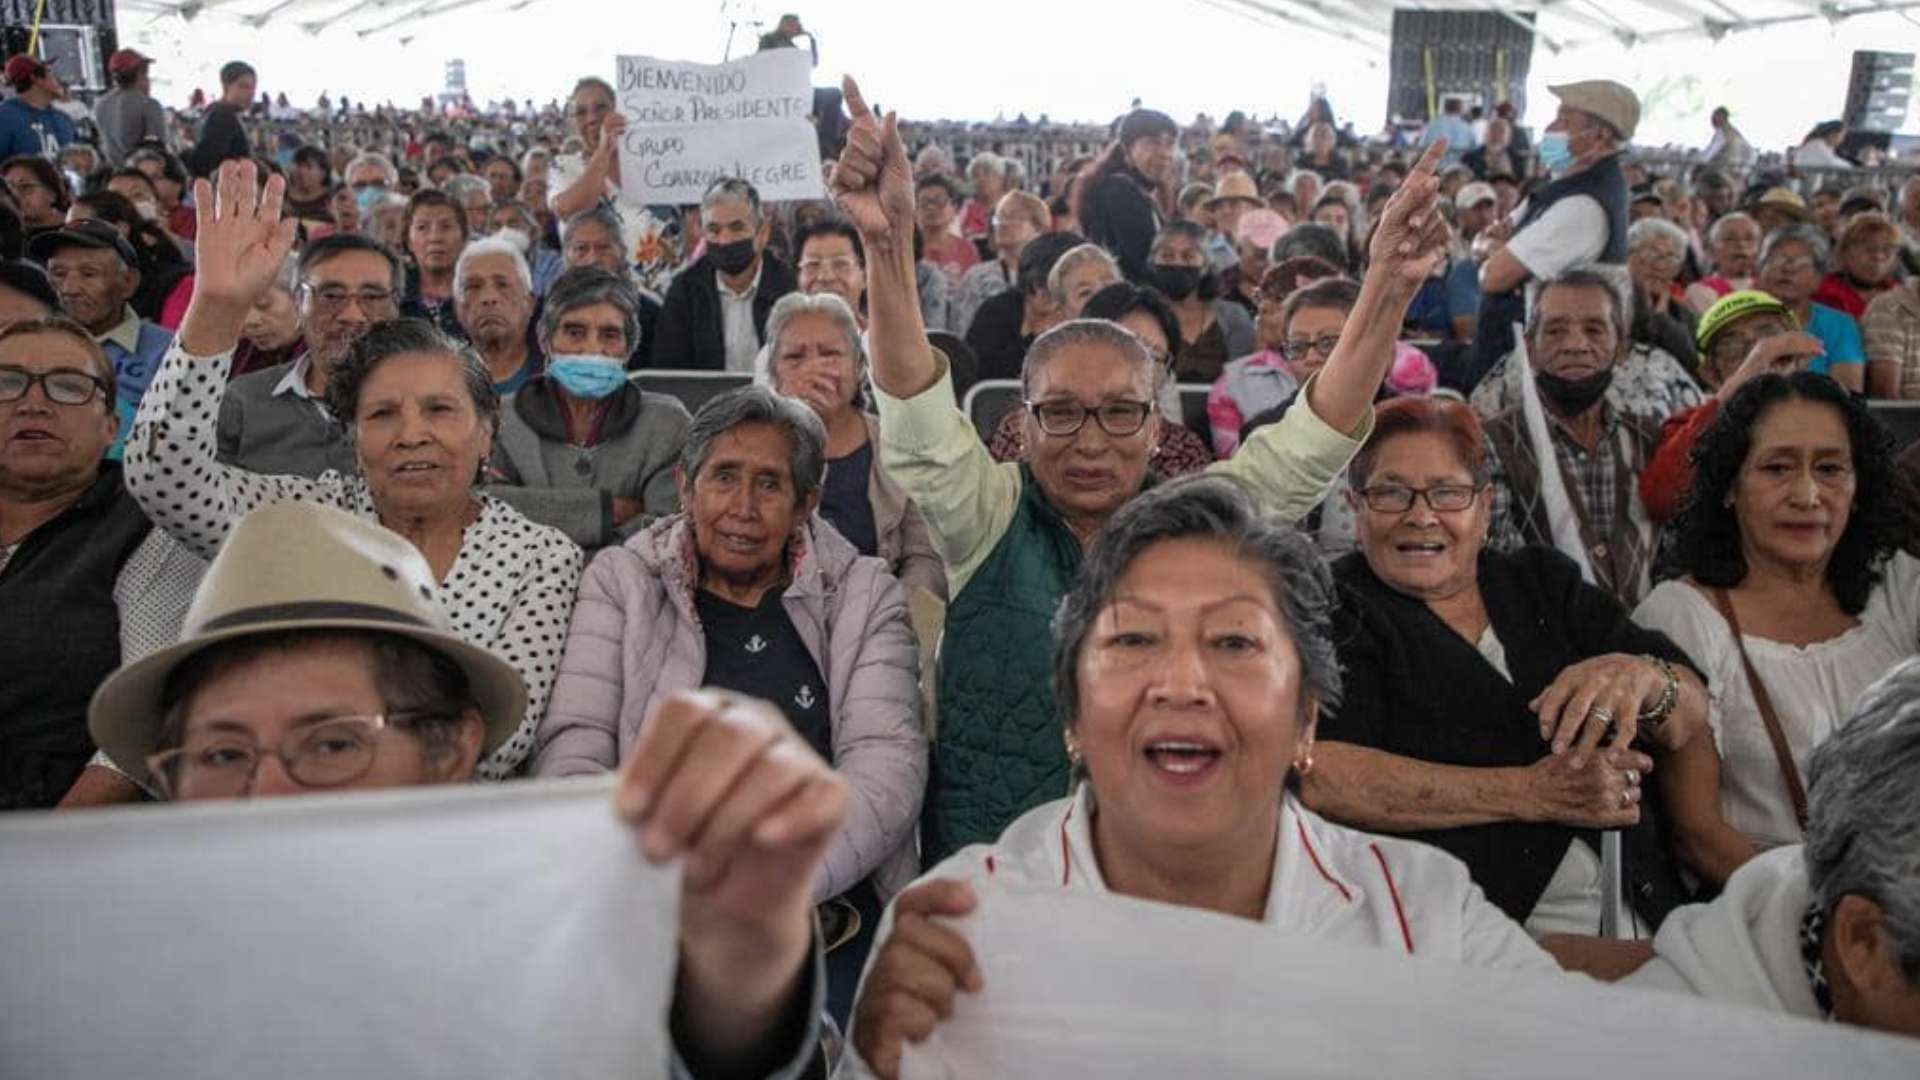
[3,36,1920,1076]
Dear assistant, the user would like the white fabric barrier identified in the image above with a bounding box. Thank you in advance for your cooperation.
[0,777,678,1080]
[894,880,1920,1079]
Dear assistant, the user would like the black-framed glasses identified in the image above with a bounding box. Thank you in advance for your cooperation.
[145,712,446,800]
[0,365,108,406]
[1280,334,1341,362]
[1356,482,1483,513]
[302,284,397,314]
[1025,398,1154,437]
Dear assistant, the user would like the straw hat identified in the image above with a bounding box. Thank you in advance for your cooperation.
[89,502,527,787]
[1753,186,1812,222]
[1205,170,1265,210]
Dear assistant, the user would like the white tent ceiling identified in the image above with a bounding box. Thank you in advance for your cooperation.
[115,0,1920,48]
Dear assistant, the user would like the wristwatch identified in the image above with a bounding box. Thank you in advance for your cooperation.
[1638,654,1679,727]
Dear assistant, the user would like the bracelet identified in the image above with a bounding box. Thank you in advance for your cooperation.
[1638,654,1679,727]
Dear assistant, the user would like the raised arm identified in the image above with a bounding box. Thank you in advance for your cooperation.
[125,161,336,560]
[550,112,625,221]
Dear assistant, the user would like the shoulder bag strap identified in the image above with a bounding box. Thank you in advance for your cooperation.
[1707,587,1810,829]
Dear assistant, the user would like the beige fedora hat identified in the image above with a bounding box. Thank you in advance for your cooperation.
[89,502,527,789]
[1205,169,1265,209]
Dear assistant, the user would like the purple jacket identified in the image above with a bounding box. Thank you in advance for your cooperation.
[535,513,926,901]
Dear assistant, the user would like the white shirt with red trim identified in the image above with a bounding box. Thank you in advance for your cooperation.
[841,787,1556,1076]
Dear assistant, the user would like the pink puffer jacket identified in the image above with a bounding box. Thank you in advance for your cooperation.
[535,513,926,902]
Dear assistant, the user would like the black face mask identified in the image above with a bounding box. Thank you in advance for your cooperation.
[709,237,758,275]
[1149,264,1202,301]
[1535,368,1614,414]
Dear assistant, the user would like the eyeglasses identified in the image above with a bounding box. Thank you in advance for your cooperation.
[1763,256,1818,276]
[303,285,396,314]
[1026,398,1154,437]
[798,255,859,275]
[349,179,388,191]
[1356,482,1482,513]
[1635,249,1684,268]
[0,365,109,406]
[1280,334,1341,362]
[144,712,441,800]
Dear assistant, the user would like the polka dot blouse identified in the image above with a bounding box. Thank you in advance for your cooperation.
[124,342,584,780]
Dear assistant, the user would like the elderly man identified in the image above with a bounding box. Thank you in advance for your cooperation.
[216,233,400,476]
[454,236,540,394]
[1625,657,1920,1038]
[951,190,1049,336]
[343,150,399,219]
[0,55,74,161]
[30,220,172,453]
[1484,268,1663,608]
[486,266,688,551]
[1477,81,1638,368]
[186,61,255,178]
[652,178,795,372]
[1685,211,1761,312]
[93,50,168,168]
[0,315,201,810]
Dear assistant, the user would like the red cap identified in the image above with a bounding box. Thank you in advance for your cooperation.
[108,49,152,76]
[4,54,48,87]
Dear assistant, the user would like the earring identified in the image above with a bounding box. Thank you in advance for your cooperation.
[1064,733,1083,770]
[1294,751,1315,776]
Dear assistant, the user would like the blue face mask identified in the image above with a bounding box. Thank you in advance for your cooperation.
[1537,132,1574,176]
[353,184,388,215]
[547,355,627,400]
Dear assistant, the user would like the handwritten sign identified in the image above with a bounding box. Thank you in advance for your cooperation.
[616,50,826,204]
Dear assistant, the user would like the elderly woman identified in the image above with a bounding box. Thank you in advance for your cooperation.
[1633,374,1918,887]
[1304,396,1710,955]
[846,478,1562,1078]
[756,291,946,601]
[986,281,1214,478]
[1626,216,1699,371]
[229,252,304,378]
[122,162,582,782]
[1755,223,1866,393]
[1625,657,1920,1037]
[90,499,837,1078]
[963,231,1080,382]
[958,152,1008,240]
[832,77,1452,863]
[1812,211,1902,322]
[364,194,408,255]
[1147,221,1255,384]
[400,188,471,339]
[485,267,690,551]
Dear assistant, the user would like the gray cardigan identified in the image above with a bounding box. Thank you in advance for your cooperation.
[215,360,358,478]
[485,377,690,551]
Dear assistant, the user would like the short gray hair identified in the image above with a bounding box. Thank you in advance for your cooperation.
[1628,216,1688,254]
[758,291,867,389]
[1526,264,1632,348]
[1760,223,1831,272]
[1804,656,1920,985]
[701,177,763,229]
[442,173,489,203]
[1020,317,1156,398]
[453,236,532,296]
[1705,211,1757,247]
[538,266,641,354]
[1045,243,1120,307]
[680,385,827,506]
[562,204,625,247]
[345,151,398,187]
[1051,474,1344,756]
[968,152,1006,181]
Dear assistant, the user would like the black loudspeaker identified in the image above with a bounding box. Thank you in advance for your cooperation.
[1388,10,1534,125]
[2,0,118,95]
[1843,51,1914,134]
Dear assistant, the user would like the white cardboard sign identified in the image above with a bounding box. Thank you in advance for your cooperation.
[615,50,826,204]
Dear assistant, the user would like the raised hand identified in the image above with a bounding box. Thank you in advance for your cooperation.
[178,159,298,355]
[830,75,915,251]
[1367,139,1453,289]
[852,878,984,1079]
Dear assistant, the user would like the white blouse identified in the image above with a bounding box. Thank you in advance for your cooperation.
[1632,553,1920,848]
[124,342,584,779]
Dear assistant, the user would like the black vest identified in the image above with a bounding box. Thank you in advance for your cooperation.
[0,466,152,809]
[1473,152,1632,378]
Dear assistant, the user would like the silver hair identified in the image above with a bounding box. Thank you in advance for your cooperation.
[441,173,490,203]
[1760,223,1831,272]
[756,291,867,393]
[968,152,1007,181]
[680,385,828,506]
[562,204,626,248]
[1050,475,1344,772]
[538,266,641,354]
[452,236,532,296]
[1045,243,1121,308]
[1803,656,1920,985]
[1706,211,1758,248]
[1020,317,1156,398]
[1525,264,1633,349]
[345,151,398,187]
[270,252,301,295]
[700,177,763,230]
[1628,216,1689,254]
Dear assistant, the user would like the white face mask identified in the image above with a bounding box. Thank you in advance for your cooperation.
[491,227,531,255]
[134,199,161,222]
